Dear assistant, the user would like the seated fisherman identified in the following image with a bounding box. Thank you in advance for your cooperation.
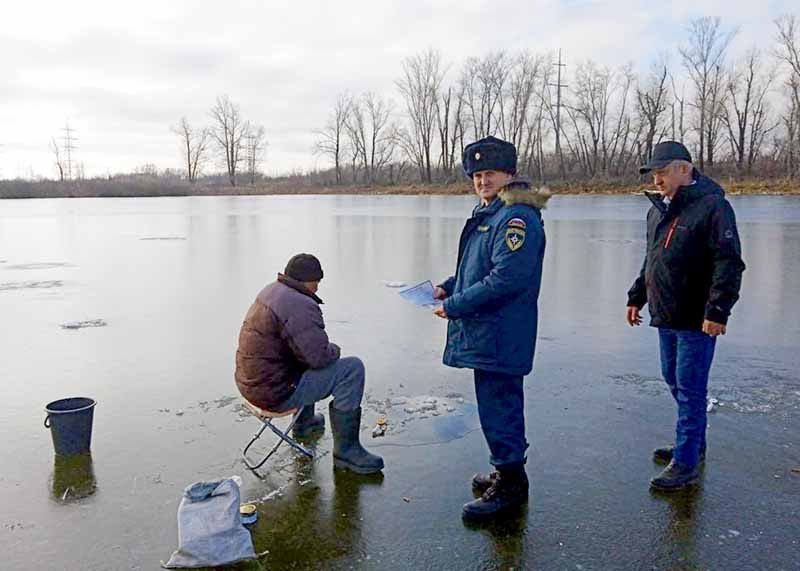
[234,253,383,474]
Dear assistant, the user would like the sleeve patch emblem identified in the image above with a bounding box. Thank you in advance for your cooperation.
[505,227,526,251]
[507,217,527,229]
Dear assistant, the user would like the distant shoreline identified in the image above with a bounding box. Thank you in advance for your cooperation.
[1,179,798,199]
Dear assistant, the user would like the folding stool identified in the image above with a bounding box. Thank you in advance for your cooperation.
[241,400,313,471]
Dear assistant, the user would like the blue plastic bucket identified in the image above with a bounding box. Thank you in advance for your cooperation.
[44,397,97,455]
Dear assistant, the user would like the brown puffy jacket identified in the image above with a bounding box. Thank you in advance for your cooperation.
[235,274,340,410]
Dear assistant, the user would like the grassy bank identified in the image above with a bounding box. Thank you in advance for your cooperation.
[1,178,798,199]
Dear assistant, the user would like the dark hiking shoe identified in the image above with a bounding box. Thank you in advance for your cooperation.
[471,471,499,496]
[292,404,325,438]
[650,460,699,491]
[329,403,384,475]
[653,444,706,465]
[463,470,529,521]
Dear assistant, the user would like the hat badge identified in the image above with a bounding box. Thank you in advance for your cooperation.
[475,152,481,160]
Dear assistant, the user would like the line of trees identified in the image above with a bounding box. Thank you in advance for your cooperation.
[313,14,800,186]
[35,13,800,187]
[171,95,266,186]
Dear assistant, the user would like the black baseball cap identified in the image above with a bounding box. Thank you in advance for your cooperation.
[639,141,692,174]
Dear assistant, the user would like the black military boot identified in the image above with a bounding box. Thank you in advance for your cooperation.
[329,403,384,475]
[652,444,706,465]
[471,471,498,496]
[650,459,699,491]
[462,466,528,521]
[291,404,325,438]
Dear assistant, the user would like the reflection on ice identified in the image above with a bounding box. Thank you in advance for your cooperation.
[0,280,63,291]
[6,262,73,270]
[1,195,798,570]
[61,319,107,330]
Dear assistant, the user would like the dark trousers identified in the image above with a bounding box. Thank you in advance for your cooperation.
[474,369,528,468]
[658,328,717,467]
[278,356,366,412]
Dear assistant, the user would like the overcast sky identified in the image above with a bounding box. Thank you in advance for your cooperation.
[0,0,795,180]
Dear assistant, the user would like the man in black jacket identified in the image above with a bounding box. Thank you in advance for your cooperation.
[627,141,745,491]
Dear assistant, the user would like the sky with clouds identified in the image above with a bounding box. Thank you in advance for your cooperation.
[0,0,795,179]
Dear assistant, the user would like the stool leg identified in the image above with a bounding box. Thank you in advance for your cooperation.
[266,416,313,458]
[242,413,314,472]
[243,421,285,471]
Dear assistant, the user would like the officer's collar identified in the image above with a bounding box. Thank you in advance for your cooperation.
[473,196,503,216]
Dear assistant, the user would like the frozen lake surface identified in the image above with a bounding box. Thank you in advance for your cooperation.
[1,194,798,570]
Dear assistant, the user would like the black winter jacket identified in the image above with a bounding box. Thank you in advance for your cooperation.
[627,171,745,330]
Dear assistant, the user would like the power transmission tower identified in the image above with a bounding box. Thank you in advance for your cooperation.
[61,122,78,181]
[245,133,256,185]
[549,49,568,180]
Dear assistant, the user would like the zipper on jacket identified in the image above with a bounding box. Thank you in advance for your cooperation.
[664,217,680,249]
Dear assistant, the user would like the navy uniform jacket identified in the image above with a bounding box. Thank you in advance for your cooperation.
[439,185,550,376]
[627,171,745,330]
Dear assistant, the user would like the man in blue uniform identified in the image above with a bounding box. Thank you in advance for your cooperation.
[627,141,745,491]
[434,136,550,520]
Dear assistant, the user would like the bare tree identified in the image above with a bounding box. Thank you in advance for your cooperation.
[396,125,423,182]
[49,138,65,181]
[775,15,800,86]
[723,49,777,175]
[171,117,210,183]
[565,62,609,176]
[775,15,800,177]
[704,62,730,168]
[669,74,688,142]
[209,95,249,186]
[314,94,351,185]
[607,64,640,176]
[679,17,737,170]
[564,62,607,177]
[346,93,396,184]
[364,94,397,180]
[396,49,445,183]
[501,52,545,156]
[244,125,267,185]
[461,52,512,139]
[781,78,800,178]
[637,58,671,162]
[345,97,368,183]
[564,61,640,178]
[445,51,548,179]
[435,83,466,181]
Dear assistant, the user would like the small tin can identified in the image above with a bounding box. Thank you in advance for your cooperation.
[240,503,258,526]
[372,416,388,438]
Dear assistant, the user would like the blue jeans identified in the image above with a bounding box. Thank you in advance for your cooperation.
[277,356,366,412]
[474,370,529,468]
[658,328,717,467]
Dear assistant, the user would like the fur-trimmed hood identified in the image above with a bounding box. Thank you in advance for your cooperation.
[499,183,551,209]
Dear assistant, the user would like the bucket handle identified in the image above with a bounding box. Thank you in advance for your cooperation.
[43,399,97,427]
